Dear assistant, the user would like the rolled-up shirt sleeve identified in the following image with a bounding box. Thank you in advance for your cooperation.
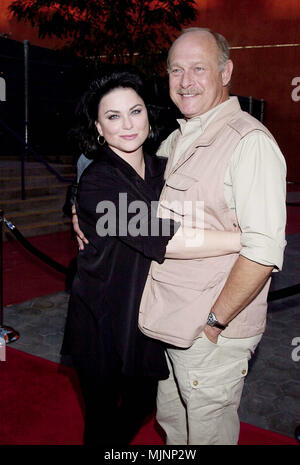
[230,131,287,270]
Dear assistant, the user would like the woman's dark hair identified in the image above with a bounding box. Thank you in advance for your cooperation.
[71,64,159,159]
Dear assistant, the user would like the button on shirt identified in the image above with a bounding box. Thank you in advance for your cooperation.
[157,98,287,270]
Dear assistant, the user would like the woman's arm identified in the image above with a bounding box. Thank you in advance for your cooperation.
[165,227,241,259]
[76,163,180,263]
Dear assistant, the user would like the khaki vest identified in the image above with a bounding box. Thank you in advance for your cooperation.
[139,98,276,347]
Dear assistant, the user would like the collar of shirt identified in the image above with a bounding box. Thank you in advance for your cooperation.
[171,97,235,168]
[177,97,234,136]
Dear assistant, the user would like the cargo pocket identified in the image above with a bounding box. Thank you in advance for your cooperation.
[187,358,249,407]
[161,173,199,216]
[166,172,199,191]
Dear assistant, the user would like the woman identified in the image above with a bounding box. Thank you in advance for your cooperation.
[62,66,241,445]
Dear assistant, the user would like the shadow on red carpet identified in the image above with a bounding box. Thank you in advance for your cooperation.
[0,348,298,446]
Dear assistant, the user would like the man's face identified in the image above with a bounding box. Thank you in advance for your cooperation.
[168,32,233,119]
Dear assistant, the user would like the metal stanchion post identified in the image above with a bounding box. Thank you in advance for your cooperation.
[21,40,30,199]
[0,209,20,344]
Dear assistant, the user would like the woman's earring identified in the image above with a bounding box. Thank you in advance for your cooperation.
[148,125,154,139]
[97,134,106,146]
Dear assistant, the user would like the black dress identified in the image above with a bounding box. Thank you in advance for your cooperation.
[62,145,178,444]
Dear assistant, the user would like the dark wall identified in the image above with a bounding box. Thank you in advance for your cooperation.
[0,37,84,159]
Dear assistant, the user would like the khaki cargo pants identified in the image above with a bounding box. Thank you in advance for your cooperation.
[157,332,262,445]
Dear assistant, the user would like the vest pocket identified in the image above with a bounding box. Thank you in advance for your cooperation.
[162,173,201,224]
[151,256,231,291]
[165,172,198,191]
[151,268,226,292]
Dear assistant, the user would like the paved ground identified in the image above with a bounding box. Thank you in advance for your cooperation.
[2,234,300,441]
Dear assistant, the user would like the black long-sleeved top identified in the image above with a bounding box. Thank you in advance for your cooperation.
[62,145,178,379]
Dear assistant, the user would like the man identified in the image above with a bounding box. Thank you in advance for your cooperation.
[138,28,286,445]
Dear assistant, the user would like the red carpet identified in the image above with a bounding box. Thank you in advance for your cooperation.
[0,348,298,445]
[0,347,84,445]
[3,230,77,306]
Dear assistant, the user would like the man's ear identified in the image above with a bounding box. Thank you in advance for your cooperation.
[95,120,102,135]
[221,60,233,86]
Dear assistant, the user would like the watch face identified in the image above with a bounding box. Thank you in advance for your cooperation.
[207,312,216,326]
[207,312,227,330]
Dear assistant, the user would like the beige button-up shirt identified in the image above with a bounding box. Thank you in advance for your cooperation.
[158,98,287,270]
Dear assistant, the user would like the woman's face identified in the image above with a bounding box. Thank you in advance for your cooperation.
[95,87,149,158]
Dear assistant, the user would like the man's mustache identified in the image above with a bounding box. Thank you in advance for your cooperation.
[177,89,203,95]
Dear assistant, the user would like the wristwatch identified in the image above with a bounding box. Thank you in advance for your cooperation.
[206,311,228,330]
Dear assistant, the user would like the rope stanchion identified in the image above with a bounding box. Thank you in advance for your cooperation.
[3,216,68,275]
[0,209,20,344]
[268,283,300,302]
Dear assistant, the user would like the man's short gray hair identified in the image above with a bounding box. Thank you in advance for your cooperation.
[167,27,230,71]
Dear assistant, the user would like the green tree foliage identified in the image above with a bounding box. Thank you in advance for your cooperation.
[9,0,197,73]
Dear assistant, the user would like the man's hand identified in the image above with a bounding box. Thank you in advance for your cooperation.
[203,324,222,344]
[72,205,89,250]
